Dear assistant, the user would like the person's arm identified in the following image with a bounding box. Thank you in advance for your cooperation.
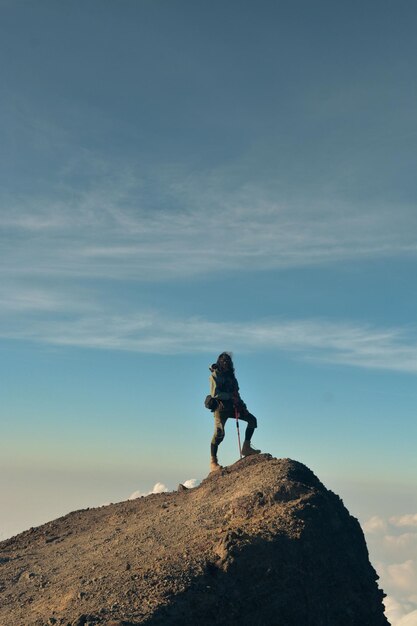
[210,372,234,401]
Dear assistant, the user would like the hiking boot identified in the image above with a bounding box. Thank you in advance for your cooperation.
[210,456,222,473]
[242,441,261,457]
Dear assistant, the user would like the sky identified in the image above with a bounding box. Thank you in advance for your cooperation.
[0,0,416,622]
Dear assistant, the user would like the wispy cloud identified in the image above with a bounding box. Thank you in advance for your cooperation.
[0,282,94,313]
[1,163,415,373]
[1,166,416,283]
[1,302,416,373]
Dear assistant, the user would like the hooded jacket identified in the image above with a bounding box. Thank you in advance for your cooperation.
[209,363,239,402]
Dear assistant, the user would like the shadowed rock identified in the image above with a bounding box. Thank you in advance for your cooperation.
[0,455,388,626]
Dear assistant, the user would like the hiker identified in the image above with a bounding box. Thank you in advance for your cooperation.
[209,352,260,472]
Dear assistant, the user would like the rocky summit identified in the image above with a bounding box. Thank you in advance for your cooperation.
[0,455,388,626]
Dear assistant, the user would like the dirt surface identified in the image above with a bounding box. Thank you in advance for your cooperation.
[0,454,388,626]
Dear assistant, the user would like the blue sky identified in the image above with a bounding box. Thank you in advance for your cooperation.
[1,1,416,621]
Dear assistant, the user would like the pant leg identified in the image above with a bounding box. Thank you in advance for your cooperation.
[237,409,257,442]
[210,410,229,457]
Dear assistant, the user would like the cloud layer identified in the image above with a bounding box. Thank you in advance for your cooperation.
[364,514,417,626]
[1,165,416,373]
[2,171,416,283]
[128,482,168,500]
[1,297,416,373]
[128,478,199,500]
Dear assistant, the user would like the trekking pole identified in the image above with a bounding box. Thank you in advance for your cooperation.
[234,396,243,460]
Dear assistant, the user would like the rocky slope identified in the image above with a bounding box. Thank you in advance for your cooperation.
[0,455,388,626]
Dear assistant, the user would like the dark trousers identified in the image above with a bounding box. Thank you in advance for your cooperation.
[211,405,257,456]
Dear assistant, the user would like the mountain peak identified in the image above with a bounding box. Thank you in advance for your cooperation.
[0,455,388,625]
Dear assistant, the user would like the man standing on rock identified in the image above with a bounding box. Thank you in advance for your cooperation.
[209,352,260,472]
